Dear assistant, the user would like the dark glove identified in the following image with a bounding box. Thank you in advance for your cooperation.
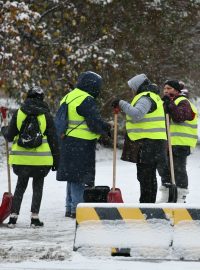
[162,95,171,113]
[162,95,171,105]
[51,164,58,171]
[107,130,112,138]
[1,126,8,139]
[111,99,120,109]
[106,123,112,138]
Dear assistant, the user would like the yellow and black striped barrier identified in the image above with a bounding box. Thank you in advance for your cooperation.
[73,203,200,259]
[76,204,200,224]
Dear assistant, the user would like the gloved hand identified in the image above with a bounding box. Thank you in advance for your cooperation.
[162,95,171,105]
[1,126,8,139]
[107,120,114,138]
[111,99,120,109]
[107,130,112,138]
[51,164,58,171]
[162,95,171,113]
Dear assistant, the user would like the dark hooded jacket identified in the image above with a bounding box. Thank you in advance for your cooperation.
[56,72,111,185]
[3,98,59,178]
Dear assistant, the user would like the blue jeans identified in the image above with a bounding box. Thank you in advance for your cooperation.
[66,182,85,214]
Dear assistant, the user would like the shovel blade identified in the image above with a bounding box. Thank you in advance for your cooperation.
[168,184,177,203]
[107,188,123,203]
[0,192,13,223]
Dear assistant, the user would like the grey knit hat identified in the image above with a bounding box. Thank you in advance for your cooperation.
[127,74,148,91]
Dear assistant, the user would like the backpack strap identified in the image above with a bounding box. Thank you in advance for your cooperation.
[65,95,85,137]
[66,120,85,137]
[66,95,83,105]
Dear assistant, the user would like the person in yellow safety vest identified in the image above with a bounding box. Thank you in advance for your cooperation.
[1,86,59,228]
[56,71,112,218]
[160,80,198,203]
[112,74,171,203]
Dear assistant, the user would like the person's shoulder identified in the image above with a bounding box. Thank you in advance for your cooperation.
[176,96,190,104]
[147,83,160,94]
[81,96,96,105]
[139,93,155,104]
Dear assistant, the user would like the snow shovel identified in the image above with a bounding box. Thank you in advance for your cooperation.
[165,113,177,203]
[0,107,13,223]
[107,107,123,203]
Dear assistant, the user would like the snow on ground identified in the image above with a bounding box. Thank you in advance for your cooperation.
[0,144,200,269]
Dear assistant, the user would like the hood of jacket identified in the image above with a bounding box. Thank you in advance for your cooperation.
[137,83,160,95]
[20,98,50,116]
[75,71,103,99]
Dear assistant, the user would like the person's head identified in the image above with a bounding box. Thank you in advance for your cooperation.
[163,80,182,97]
[127,74,151,93]
[76,71,103,98]
[27,86,44,100]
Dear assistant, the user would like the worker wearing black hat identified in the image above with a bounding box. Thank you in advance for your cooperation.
[158,80,198,203]
[1,86,59,228]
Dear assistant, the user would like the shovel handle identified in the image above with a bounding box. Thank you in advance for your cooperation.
[5,140,11,194]
[112,108,119,191]
[0,107,11,194]
[165,114,176,185]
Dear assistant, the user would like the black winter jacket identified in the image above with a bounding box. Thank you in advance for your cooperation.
[56,81,111,184]
[3,97,59,178]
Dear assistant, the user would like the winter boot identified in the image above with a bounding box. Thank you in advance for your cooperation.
[7,213,18,229]
[70,212,76,219]
[30,215,44,228]
[157,185,169,203]
[65,211,71,217]
[177,188,189,203]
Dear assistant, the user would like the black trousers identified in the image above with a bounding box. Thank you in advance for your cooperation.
[160,146,190,189]
[171,154,188,188]
[136,140,171,203]
[11,176,44,215]
[137,163,157,203]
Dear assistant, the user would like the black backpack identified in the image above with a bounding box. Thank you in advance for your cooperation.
[54,101,69,139]
[17,114,43,148]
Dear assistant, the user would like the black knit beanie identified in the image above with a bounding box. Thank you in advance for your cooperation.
[164,80,182,92]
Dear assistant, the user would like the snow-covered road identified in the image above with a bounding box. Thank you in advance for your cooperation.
[0,145,200,269]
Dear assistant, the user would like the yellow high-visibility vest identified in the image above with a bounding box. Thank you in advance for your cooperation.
[126,92,167,141]
[60,88,100,140]
[170,96,198,148]
[9,109,53,165]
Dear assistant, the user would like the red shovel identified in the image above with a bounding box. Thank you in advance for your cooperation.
[0,107,13,223]
[107,107,123,203]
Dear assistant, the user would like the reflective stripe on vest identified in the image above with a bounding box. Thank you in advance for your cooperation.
[126,92,167,141]
[9,109,53,165]
[170,97,198,148]
[61,88,100,140]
